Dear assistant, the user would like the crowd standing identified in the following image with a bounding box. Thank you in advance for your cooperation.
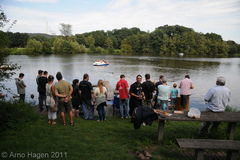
[14,71,231,128]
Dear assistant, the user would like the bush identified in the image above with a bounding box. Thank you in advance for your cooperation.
[9,48,27,55]
[26,39,43,54]
[0,101,39,132]
[79,44,87,53]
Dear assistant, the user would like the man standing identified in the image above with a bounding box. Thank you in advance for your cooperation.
[36,70,43,86]
[179,75,194,111]
[142,74,155,107]
[129,75,143,117]
[200,76,231,134]
[15,73,26,102]
[38,71,48,112]
[79,73,94,120]
[116,74,129,119]
[55,72,74,126]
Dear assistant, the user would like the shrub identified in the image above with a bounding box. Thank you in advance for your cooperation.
[0,101,39,132]
[26,39,43,54]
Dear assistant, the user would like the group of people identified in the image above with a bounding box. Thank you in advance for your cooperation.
[15,70,231,133]
[126,74,194,117]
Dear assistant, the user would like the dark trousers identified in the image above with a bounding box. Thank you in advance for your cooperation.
[129,98,142,117]
[200,121,221,134]
[97,102,106,121]
[39,94,46,110]
[180,95,189,111]
[19,94,25,102]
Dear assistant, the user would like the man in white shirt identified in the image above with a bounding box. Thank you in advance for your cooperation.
[200,76,231,135]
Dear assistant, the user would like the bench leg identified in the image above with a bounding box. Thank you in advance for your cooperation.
[195,149,204,160]
[226,150,239,160]
[227,122,237,140]
[158,120,165,144]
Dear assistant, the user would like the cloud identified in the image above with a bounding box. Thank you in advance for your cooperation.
[15,0,58,3]
[3,0,240,43]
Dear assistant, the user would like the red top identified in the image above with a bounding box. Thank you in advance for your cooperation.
[116,79,129,99]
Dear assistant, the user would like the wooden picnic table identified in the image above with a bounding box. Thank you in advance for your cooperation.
[157,111,240,144]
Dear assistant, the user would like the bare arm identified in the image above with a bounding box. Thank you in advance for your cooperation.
[55,88,66,98]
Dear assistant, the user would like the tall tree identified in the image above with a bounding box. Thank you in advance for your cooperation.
[59,23,72,36]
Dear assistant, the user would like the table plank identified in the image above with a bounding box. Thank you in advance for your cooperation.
[177,139,240,150]
[158,112,240,122]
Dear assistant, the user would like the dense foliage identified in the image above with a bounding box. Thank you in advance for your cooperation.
[0,25,240,57]
[0,101,39,132]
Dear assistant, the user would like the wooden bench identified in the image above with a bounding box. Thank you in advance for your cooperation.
[176,139,240,160]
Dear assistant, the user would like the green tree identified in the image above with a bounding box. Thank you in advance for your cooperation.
[42,40,52,54]
[120,39,133,55]
[104,37,113,49]
[0,31,10,49]
[75,34,86,46]
[7,32,29,48]
[26,39,43,54]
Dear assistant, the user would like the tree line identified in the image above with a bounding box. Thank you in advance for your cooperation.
[1,25,240,57]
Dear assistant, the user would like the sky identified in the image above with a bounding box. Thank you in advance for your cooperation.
[1,0,240,43]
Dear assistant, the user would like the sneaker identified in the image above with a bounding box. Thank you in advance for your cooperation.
[121,117,124,119]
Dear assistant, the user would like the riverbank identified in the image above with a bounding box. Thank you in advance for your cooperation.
[4,47,240,58]
[0,101,239,160]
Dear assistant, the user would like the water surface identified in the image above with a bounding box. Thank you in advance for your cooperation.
[4,54,240,110]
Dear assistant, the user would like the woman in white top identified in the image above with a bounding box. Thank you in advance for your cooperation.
[46,75,57,125]
[94,80,107,121]
[157,77,170,110]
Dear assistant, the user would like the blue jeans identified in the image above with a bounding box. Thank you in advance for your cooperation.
[97,102,106,121]
[82,101,93,120]
[120,99,129,117]
[157,99,168,110]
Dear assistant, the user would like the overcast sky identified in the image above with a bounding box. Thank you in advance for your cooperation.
[1,0,240,43]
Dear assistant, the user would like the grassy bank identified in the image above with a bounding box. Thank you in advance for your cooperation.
[0,102,239,160]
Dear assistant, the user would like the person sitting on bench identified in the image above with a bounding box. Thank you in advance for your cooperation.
[199,76,231,135]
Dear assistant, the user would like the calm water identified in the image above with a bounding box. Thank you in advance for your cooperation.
[4,54,240,110]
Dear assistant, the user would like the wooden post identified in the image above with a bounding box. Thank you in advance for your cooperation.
[158,120,165,144]
[227,122,237,140]
[195,149,204,160]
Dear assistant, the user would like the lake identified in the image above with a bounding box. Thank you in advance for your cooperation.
[4,54,240,111]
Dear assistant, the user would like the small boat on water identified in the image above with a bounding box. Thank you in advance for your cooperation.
[93,60,109,66]
[178,53,184,57]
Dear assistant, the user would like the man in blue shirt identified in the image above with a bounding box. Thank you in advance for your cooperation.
[200,76,231,135]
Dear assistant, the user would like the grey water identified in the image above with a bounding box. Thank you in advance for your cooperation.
[4,54,240,111]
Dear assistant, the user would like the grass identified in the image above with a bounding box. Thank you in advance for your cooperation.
[0,102,239,160]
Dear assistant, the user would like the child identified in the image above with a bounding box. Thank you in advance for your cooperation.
[29,94,37,106]
[170,83,178,109]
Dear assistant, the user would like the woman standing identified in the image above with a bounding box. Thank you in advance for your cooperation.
[72,79,81,117]
[157,77,170,110]
[46,75,57,125]
[94,80,107,122]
